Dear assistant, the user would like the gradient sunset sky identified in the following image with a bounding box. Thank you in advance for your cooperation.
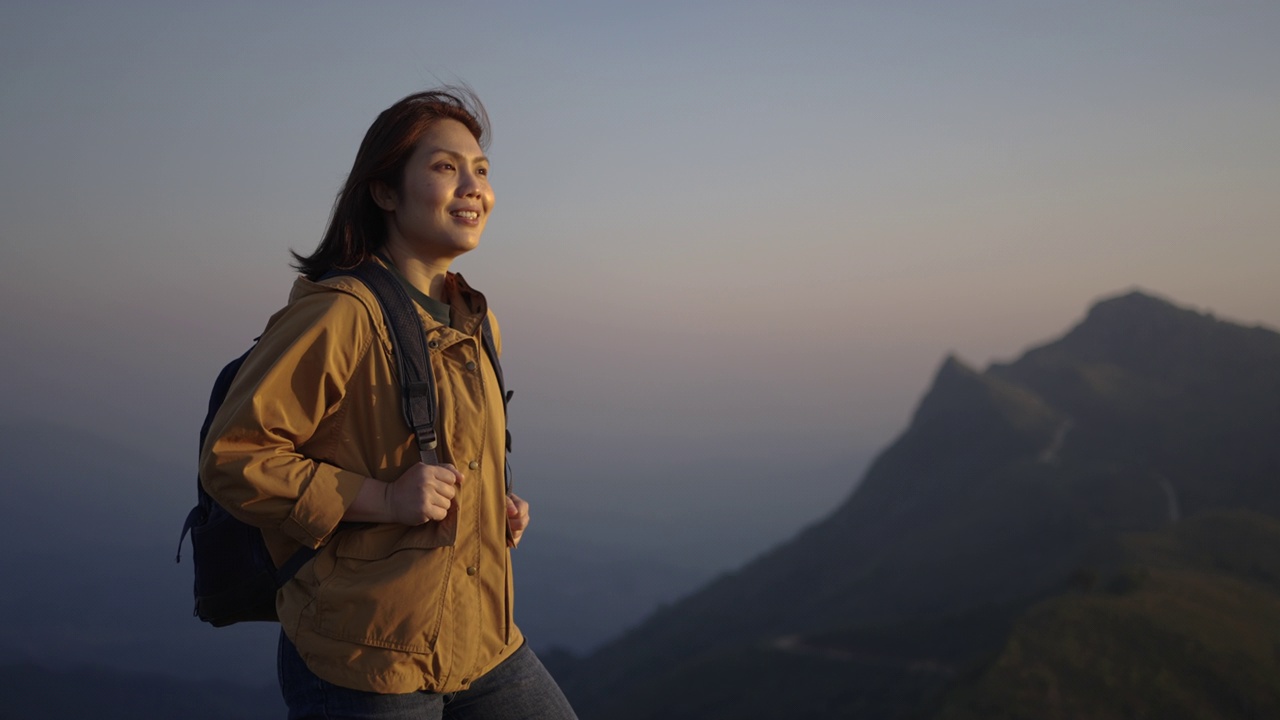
[3,1,1278,571]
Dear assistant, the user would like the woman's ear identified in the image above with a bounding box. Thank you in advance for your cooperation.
[370,181,398,211]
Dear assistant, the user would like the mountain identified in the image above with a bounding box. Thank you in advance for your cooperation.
[559,289,1280,719]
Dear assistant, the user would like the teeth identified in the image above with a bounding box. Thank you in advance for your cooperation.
[452,211,479,220]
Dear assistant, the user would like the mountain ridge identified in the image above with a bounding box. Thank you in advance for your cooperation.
[562,289,1280,718]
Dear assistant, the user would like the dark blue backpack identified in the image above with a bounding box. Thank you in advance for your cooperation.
[176,261,509,626]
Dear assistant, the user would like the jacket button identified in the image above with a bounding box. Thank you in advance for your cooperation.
[468,460,479,470]
[465,360,477,371]
[466,566,478,576]
[428,340,439,349]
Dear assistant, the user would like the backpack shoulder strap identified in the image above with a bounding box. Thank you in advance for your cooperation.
[332,262,441,466]
[480,315,514,493]
[480,315,509,411]
[327,264,513,490]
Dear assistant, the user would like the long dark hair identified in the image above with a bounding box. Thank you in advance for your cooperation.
[292,87,490,279]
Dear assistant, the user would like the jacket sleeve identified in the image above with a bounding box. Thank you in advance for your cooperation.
[199,289,373,549]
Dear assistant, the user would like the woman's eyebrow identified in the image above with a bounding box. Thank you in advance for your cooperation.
[426,147,489,165]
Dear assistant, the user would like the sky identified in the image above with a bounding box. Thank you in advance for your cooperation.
[2,0,1279,577]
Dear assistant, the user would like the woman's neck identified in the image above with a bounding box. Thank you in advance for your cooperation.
[383,241,452,301]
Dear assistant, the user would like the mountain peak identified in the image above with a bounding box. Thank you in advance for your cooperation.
[1080,288,1188,328]
[1013,288,1280,386]
[938,352,978,376]
[913,354,1055,432]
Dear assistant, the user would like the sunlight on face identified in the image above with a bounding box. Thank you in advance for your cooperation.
[377,118,495,263]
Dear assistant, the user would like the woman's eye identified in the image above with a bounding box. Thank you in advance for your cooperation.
[435,162,455,172]
[477,167,488,177]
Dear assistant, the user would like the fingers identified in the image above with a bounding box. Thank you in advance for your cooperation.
[390,464,525,536]
[392,462,465,525]
[420,481,453,522]
[421,464,463,522]
[506,493,529,517]
[437,463,465,486]
[506,492,530,548]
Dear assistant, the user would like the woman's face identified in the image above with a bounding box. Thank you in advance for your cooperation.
[376,118,494,261]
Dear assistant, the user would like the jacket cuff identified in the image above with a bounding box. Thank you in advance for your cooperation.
[281,464,366,548]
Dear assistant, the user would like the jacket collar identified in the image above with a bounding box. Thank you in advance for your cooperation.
[291,263,489,339]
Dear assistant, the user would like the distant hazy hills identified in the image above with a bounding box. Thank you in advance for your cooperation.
[0,663,281,720]
[0,424,701,715]
[559,290,1280,719]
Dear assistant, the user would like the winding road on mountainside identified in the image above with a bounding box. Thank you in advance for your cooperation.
[770,635,956,676]
[1036,419,1180,524]
[1038,419,1073,464]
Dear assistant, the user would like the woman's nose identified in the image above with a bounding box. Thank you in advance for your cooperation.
[459,175,484,198]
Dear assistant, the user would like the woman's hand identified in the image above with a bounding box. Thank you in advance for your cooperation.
[506,493,530,548]
[345,463,464,525]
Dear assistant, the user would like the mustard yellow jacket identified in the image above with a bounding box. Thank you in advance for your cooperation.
[200,269,521,694]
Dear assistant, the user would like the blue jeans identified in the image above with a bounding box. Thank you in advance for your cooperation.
[278,632,577,720]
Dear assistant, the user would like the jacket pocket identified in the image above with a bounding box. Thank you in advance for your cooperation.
[334,517,456,561]
[312,520,458,653]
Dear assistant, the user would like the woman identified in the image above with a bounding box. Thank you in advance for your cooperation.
[201,88,577,719]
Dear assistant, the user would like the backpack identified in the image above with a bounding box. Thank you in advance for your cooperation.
[176,260,510,627]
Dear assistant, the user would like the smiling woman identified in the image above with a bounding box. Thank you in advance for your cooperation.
[200,88,577,719]
[371,119,495,299]
[291,89,493,283]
